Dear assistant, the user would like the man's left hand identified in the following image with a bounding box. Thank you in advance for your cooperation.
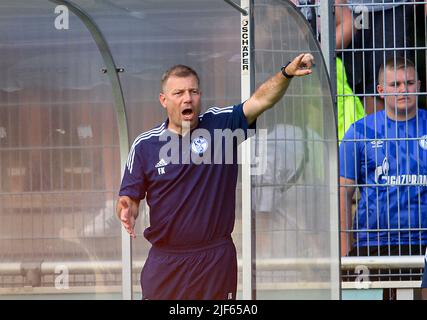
[285,53,314,77]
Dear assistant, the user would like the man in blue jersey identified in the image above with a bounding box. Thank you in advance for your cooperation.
[116,53,314,300]
[340,57,427,285]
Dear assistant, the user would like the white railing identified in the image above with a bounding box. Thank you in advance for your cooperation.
[1,256,423,280]
[1,257,423,299]
[0,256,423,275]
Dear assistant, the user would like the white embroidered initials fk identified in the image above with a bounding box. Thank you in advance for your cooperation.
[155,158,168,175]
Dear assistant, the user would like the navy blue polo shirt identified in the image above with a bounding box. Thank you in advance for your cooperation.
[119,103,255,249]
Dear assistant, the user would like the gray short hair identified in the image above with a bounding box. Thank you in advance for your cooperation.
[161,65,200,92]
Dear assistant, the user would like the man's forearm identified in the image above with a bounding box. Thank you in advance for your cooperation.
[252,71,291,106]
[242,53,314,125]
[335,3,354,50]
[243,72,291,125]
[339,178,356,256]
[340,195,353,253]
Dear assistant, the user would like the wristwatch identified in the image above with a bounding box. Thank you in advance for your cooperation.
[281,61,294,79]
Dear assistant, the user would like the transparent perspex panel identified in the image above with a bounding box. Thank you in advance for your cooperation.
[252,0,339,299]
[74,0,243,298]
[0,1,122,299]
[0,0,339,300]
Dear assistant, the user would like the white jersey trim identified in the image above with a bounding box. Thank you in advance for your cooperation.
[127,105,236,173]
[200,106,234,118]
[127,123,166,174]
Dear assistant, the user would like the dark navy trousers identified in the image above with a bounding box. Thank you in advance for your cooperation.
[141,237,237,300]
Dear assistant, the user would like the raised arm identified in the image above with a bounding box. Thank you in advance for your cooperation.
[335,0,355,50]
[339,177,356,256]
[243,53,314,125]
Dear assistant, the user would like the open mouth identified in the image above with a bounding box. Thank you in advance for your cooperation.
[182,108,194,119]
[182,108,192,115]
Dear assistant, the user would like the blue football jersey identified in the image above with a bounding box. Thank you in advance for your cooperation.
[119,103,255,249]
[340,109,427,247]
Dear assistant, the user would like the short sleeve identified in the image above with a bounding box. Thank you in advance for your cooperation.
[202,103,256,140]
[119,143,147,200]
[230,103,256,137]
[339,124,360,181]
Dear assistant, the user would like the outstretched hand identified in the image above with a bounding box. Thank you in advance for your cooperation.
[285,53,314,77]
[116,196,139,238]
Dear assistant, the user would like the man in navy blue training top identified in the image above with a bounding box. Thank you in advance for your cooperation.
[116,53,314,300]
[340,57,427,284]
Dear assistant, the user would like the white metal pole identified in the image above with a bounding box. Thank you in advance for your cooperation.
[320,0,340,300]
[240,0,255,300]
